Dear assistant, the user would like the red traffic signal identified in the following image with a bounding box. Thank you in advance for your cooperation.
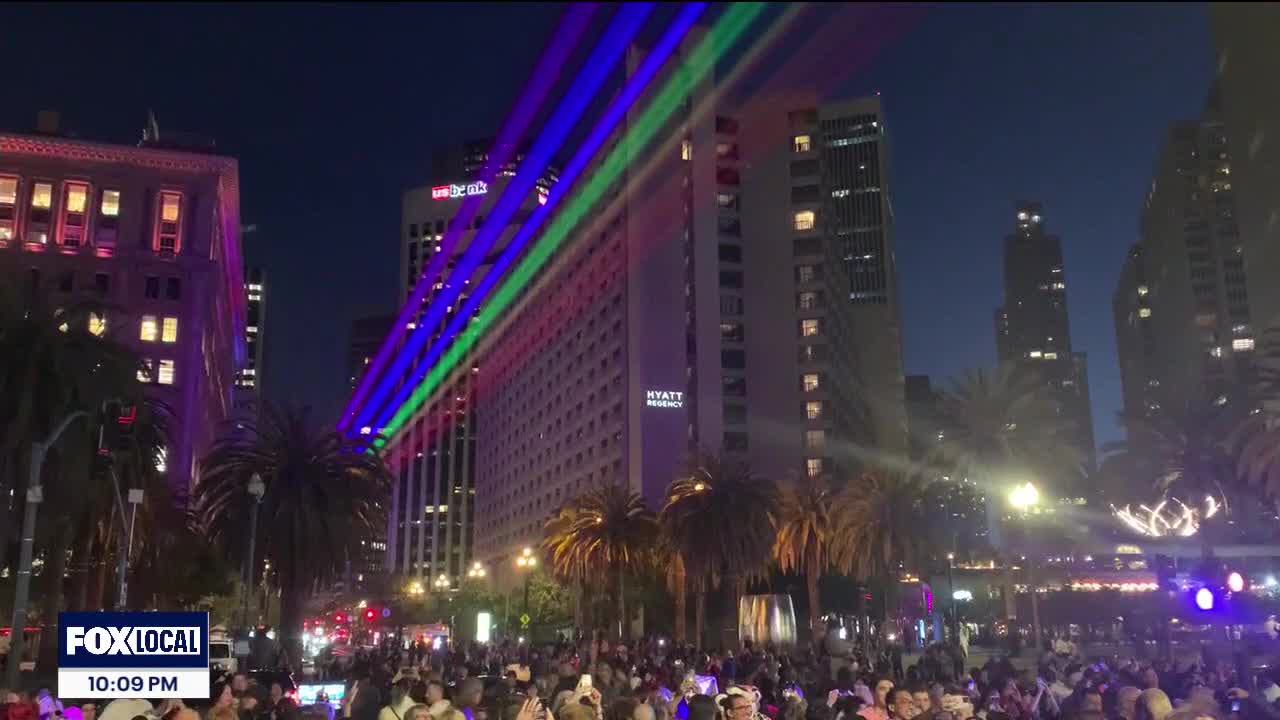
[117,405,137,426]
[364,609,376,621]
[334,613,345,624]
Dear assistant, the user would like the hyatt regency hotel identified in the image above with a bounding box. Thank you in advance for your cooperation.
[376,39,905,588]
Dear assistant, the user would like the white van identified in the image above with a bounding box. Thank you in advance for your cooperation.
[210,639,237,675]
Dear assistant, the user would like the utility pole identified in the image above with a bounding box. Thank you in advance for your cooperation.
[6,410,89,690]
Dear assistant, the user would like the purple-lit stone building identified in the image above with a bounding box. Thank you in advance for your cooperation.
[0,129,246,495]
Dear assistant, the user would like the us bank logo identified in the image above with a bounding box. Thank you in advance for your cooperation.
[59,612,209,699]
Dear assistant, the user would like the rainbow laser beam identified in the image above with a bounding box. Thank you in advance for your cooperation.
[367,2,708,432]
[339,3,598,431]
[349,3,656,434]
[374,3,769,448]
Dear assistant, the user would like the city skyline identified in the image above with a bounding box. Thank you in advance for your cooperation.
[0,3,1217,452]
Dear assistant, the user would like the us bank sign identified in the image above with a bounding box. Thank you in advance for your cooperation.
[431,181,488,200]
[645,390,684,409]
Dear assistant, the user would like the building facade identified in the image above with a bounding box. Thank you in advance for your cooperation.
[236,265,266,398]
[1211,4,1280,333]
[1114,115,1251,425]
[0,128,245,494]
[359,37,905,581]
[994,202,1096,485]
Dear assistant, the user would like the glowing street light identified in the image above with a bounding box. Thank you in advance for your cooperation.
[1008,482,1040,510]
[408,581,425,596]
[467,561,487,579]
[515,546,538,569]
[433,573,450,591]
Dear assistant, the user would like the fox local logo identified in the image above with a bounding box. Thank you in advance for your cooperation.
[59,611,209,669]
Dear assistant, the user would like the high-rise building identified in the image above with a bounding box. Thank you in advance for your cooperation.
[375,149,557,586]
[236,266,267,397]
[1115,112,1251,423]
[0,119,245,494]
[349,35,905,583]
[347,313,396,392]
[1113,245,1157,421]
[1210,4,1280,332]
[994,202,1096,484]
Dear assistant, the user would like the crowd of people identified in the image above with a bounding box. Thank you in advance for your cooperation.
[2,631,1278,720]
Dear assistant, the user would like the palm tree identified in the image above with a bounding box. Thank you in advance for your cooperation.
[659,454,777,646]
[835,470,934,617]
[932,366,1085,487]
[542,483,656,640]
[772,473,848,639]
[192,404,390,667]
[1111,391,1242,501]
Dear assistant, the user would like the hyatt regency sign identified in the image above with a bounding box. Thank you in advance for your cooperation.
[645,390,684,409]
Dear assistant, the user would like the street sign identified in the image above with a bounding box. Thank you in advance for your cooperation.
[519,613,530,628]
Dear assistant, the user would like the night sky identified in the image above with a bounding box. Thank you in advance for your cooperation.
[1,3,1213,449]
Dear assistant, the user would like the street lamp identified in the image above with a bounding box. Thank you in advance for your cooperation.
[434,573,451,591]
[515,547,537,633]
[242,474,266,629]
[6,409,89,690]
[408,581,425,596]
[467,561,487,579]
[946,551,958,642]
[1006,481,1041,655]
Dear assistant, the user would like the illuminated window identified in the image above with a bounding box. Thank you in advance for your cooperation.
[680,140,692,161]
[137,359,154,383]
[1138,307,1152,319]
[155,191,182,253]
[0,176,16,241]
[805,458,823,478]
[1233,338,1255,352]
[60,182,89,247]
[101,190,120,216]
[31,183,52,209]
[27,182,53,244]
[161,317,178,343]
[798,291,820,310]
[1209,346,1223,359]
[805,430,826,449]
[89,312,106,337]
[805,401,823,421]
[1137,285,1149,296]
[803,373,820,392]
[140,315,158,342]
[157,359,175,385]
[1043,352,1059,360]
[793,210,815,231]
[797,265,817,283]
[793,135,811,153]
[801,318,820,337]
[155,447,168,474]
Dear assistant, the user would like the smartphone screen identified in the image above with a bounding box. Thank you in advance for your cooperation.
[579,675,593,690]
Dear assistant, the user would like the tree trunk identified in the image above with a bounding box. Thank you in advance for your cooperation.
[673,563,688,643]
[616,569,627,641]
[806,568,821,643]
[694,588,706,648]
[279,580,306,674]
[74,521,96,610]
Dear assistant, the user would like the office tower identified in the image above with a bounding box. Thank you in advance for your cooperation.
[1114,113,1251,422]
[236,266,267,397]
[905,375,988,555]
[351,33,906,579]
[1211,4,1280,331]
[378,147,557,586]
[1113,245,1158,421]
[347,313,396,391]
[0,117,245,494]
[994,202,1096,484]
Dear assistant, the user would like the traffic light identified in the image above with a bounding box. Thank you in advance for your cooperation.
[99,402,138,453]
[364,608,376,622]
[334,613,346,624]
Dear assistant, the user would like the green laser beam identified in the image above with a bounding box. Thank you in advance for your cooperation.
[376,2,768,448]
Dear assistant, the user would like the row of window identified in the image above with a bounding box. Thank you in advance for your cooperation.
[0,175,183,253]
[137,358,177,385]
[140,315,180,343]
